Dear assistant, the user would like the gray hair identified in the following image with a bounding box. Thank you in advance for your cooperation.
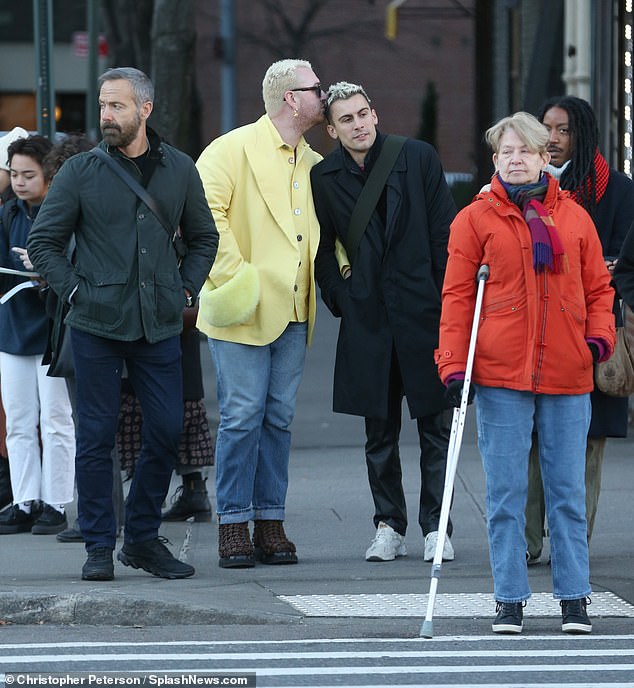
[325,81,371,122]
[485,111,549,154]
[98,67,154,108]
[262,59,313,115]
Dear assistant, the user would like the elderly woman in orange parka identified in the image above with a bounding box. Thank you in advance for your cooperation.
[436,111,615,636]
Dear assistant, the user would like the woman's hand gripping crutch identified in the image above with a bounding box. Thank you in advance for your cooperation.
[420,264,489,638]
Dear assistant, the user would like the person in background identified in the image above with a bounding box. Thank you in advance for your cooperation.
[160,311,214,522]
[0,127,28,205]
[524,96,634,564]
[0,127,28,511]
[437,111,614,635]
[311,82,456,564]
[118,318,215,523]
[27,67,218,581]
[196,59,325,568]
[0,134,76,535]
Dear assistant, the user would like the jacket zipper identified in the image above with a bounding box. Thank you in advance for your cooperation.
[534,271,549,390]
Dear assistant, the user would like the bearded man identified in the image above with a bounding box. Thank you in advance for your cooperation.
[27,67,218,582]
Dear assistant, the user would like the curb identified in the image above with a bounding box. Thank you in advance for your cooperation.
[0,593,302,626]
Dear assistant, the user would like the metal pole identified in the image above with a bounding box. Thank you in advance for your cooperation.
[86,0,99,141]
[33,0,55,139]
[220,0,236,133]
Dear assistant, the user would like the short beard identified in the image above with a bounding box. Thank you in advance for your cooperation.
[100,111,142,149]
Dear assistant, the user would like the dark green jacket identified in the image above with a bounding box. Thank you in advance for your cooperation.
[27,131,218,343]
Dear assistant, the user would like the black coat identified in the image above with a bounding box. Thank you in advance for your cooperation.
[312,134,456,419]
[590,169,634,438]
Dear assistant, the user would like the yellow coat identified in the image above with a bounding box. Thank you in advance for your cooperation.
[195,115,322,346]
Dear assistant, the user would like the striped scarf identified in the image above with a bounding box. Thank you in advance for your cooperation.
[501,176,568,274]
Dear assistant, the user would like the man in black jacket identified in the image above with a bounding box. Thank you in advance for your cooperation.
[311,82,456,563]
[28,67,218,581]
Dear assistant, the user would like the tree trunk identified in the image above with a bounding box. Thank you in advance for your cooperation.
[150,0,198,154]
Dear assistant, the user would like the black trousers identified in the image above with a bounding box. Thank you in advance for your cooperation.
[364,350,451,538]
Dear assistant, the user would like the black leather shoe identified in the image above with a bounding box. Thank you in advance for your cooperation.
[117,537,195,579]
[162,476,212,522]
[82,547,115,581]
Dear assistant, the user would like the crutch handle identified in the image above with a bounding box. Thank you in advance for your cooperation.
[477,264,490,281]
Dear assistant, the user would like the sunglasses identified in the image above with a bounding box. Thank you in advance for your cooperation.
[287,84,324,98]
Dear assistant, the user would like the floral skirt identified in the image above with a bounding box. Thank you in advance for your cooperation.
[117,392,214,477]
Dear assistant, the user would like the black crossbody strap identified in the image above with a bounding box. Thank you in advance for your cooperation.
[91,147,174,240]
[346,134,407,265]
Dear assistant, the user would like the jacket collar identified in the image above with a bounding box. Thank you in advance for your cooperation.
[103,126,164,165]
[486,172,562,212]
[319,131,387,175]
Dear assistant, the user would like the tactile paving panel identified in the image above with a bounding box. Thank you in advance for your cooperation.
[278,591,634,618]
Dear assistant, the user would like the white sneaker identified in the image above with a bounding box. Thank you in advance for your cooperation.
[365,521,407,561]
[424,530,455,562]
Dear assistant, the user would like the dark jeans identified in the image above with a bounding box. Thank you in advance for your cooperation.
[71,329,183,551]
[364,351,451,537]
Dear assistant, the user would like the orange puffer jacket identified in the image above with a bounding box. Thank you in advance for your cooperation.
[435,174,615,395]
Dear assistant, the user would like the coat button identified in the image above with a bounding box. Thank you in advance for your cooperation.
[138,213,145,220]
[443,350,452,358]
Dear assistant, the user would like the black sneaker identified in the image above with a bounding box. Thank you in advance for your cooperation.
[82,547,115,581]
[32,504,68,535]
[117,537,195,579]
[0,504,38,534]
[492,601,524,634]
[561,597,592,634]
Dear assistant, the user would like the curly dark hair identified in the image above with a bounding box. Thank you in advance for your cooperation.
[7,134,53,169]
[42,133,95,181]
[536,95,599,217]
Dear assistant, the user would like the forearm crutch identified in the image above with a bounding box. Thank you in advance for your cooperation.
[420,263,489,638]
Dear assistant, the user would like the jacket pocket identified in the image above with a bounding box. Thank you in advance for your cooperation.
[154,271,183,326]
[74,271,128,327]
[558,295,592,368]
[476,293,528,373]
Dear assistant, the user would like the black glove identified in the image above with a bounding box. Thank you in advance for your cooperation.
[445,379,475,408]
[588,342,600,363]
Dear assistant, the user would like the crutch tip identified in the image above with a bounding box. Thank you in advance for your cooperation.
[420,620,434,638]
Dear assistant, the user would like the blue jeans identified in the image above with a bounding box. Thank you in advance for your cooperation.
[71,329,183,550]
[210,322,307,524]
[475,385,591,602]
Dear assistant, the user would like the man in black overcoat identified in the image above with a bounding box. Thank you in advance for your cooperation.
[311,82,457,562]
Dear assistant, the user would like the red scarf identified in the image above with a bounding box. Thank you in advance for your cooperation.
[569,150,609,207]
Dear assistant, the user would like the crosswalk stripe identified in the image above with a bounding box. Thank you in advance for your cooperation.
[1,648,634,662]
[1,634,633,649]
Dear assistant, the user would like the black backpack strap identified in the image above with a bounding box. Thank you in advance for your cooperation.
[345,135,407,265]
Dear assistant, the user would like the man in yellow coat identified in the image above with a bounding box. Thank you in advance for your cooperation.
[196,59,325,568]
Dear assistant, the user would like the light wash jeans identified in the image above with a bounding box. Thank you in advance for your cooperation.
[210,322,307,524]
[475,385,591,603]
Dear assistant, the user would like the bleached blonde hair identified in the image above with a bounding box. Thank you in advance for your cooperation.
[262,59,313,115]
[325,82,371,122]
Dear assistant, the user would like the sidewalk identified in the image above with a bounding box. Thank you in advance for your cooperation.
[1,432,633,627]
